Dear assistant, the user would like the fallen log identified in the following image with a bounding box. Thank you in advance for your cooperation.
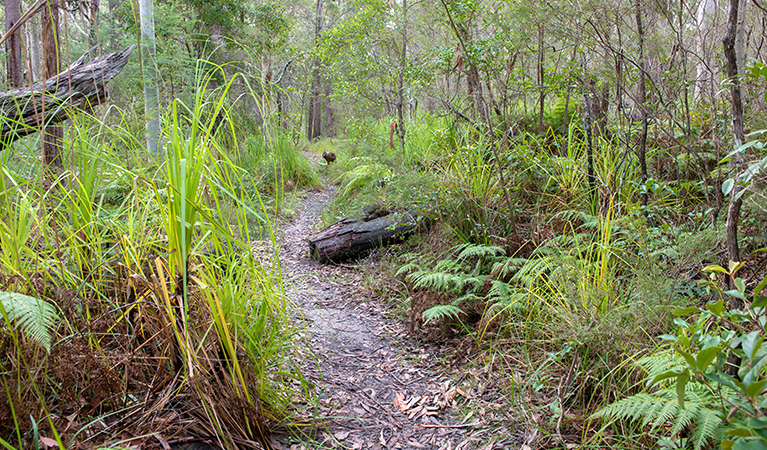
[308,210,432,264]
[0,45,136,147]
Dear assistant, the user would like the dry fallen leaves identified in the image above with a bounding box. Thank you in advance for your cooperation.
[392,380,466,422]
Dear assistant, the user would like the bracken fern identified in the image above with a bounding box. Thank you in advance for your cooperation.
[0,291,60,353]
[592,351,731,450]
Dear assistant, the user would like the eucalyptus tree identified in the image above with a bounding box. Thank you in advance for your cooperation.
[723,0,748,292]
[307,0,323,140]
[140,0,161,156]
[42,0,62,168]
[5,0,22,87]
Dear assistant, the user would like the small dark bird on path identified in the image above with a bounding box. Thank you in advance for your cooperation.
[322,151,336,165]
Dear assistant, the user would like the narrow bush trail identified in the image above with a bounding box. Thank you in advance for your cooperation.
[271,187,476,450]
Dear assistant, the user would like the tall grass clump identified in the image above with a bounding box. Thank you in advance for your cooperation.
[0,62,312,448]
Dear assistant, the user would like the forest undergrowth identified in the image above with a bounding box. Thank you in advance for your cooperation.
[319,113,767,449]
[1,66,767,449]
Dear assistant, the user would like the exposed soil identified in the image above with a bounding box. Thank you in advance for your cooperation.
[270,187,488,450]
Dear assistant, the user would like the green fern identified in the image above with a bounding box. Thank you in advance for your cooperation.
[408,270,464,293]
[0,291,60,352]
[454,243,505,261]
[334,162,391,197]
[422,304,465,324]
[395,261,422,277]
[592,351,730,450]
[490,257,528,280]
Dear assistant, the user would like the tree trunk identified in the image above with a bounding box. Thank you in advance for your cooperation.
[537,24,545,135]
[307,0,323,141]
[41,0,62,168]
[28,13,42,81]
[88,0,99,49]
[723,0,746,293]
[636,0,649,207]
[441,0,490,129]
[140,0,162,156]
[396,0,407,153]
[583,47,596,202]
[5,0,22,88]
[324,77,334,137]
[695,0,717,102]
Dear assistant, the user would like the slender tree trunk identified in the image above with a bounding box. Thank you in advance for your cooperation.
[396,0,407,152]
[42,0,62,168]
[308,0,323,140]
[636,0,649,207]
[723,0,746,291]
[680,0,693,183]
[28,13,42,81]
[583,57,596,201]
[324,78,334,137]
[88,0,99,49]
[441,0,491,128]
[140,0,161,156]
[537,24,545,135]
[695,0,717,102]
[5,0,22,88]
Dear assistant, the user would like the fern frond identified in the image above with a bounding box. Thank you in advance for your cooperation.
[433,259,467,273]
[454,243,505,261]
[457,274,485,291]
[409,271,462,292]
[395,262,422,277]
[636,351,687,381]
[0,291,60,352]
[647,396,680,428]
[670,403,700,435]
[334,163,391,196]
[422,304,465,324]
[691,407,724,450]
[592,393,676,427]
[457,293,483,303]
[490,257,528,279]
[488,280,513,299]
[551,209,600,230]
[593,383,725,450]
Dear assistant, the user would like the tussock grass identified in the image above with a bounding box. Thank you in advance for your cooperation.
[0,64,313,448]
[325,111,717,448]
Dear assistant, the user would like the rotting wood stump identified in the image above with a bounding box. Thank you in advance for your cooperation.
[308,210,432,264]
[0,45,136,147]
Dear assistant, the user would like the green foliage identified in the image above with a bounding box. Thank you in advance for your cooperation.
[0,60,312,448]
[335,161,391,198]
[422,303,466,324]
[593,352,729,450]
[0,292,60,353]
[596,262,767,450]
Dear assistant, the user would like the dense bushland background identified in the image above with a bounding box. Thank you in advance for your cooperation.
[0,0,766,448]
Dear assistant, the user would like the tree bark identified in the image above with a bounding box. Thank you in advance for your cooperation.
[0,46,136,147]
[636,0,649,207]
[308,210,431,264]
[307,0,323,140]
[396,0,407,152]
[723,0,746,292]
[5,0,22,88]
[441,0,491,129]
[324,77,334,137]
[537,24,545,135]
[41,0,62,168]
[140,0,161,156]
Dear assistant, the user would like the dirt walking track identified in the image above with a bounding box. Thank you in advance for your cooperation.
[269,187,486,450]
